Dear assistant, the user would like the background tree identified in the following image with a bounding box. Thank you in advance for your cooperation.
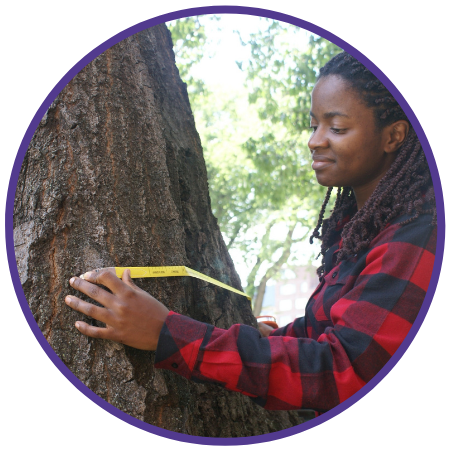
[13,23,313,436]
[169,17,342,315]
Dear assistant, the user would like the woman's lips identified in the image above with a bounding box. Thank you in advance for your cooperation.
[311,156,335,170]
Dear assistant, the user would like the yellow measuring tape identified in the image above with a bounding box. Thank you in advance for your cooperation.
[115,266,251,301]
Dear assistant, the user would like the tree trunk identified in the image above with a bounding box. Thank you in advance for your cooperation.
[13,23,312,437]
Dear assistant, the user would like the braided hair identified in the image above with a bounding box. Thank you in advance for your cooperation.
[310,52,436,277]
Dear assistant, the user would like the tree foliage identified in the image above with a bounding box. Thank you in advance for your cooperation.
[168,16,342,315]
[168,16,219,108]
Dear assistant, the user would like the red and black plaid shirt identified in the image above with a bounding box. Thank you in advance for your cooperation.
[155,212,436,412]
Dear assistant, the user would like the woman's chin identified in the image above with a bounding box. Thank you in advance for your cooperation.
[315,176,335,187]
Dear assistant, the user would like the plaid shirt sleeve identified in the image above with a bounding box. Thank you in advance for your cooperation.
[155,216,436,412]
[267,315,309,338]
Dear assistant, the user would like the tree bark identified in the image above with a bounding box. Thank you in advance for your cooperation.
[13,24,312,437]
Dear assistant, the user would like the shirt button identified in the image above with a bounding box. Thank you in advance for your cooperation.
[172,363,178,369]
[332,272,337,279]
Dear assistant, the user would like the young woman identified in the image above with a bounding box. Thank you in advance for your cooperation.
[65,52,436,413]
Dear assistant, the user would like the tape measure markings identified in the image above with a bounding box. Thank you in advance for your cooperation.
[115,266,251,300]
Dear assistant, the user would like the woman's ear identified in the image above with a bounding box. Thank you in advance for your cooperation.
[384,120,410,154]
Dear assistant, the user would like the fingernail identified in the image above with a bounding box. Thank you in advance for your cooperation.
[80,274,85,280]
[70,277,75,284]
[65,296,71,304]
[75,322,80,329]
[84,271,93,280]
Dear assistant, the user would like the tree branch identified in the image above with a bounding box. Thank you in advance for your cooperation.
[252,223,296,316]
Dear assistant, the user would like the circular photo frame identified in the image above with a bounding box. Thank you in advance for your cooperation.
[6,5,445,446]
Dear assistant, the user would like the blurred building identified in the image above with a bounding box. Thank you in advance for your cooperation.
[259,266,319,327]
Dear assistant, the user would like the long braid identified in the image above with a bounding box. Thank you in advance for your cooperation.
[311,52,436,277]
[310,187,333,244]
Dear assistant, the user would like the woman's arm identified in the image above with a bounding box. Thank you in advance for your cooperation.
[67,218,436,412]
[153,219,437,411]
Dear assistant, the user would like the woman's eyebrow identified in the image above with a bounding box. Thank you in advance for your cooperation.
[323,111,350,119]
[309,111,350,119]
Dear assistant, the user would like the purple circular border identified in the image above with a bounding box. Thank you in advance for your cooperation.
[5,5,445,446]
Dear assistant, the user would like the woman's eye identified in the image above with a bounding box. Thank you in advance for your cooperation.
[310,126,317,132]
[331,128,346,134]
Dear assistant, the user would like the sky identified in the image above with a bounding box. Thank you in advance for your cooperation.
[187,14,310,88]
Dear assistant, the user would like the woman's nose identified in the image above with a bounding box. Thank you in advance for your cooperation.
[308,127,328,150]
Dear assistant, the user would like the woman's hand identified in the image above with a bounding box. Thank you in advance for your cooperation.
[65,268,169,350]
[258,322,275,338]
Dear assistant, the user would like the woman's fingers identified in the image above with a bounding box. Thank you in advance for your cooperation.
[80,266,115,281]
[80,267,126,294]
[65,295,111,323]
[122,268,134,286]
[258,322,275,337]
[69,276,115,308]
[74,321,112,340]
[122,269,142,292]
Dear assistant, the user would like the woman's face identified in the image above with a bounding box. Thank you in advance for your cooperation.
[308,75,397,208]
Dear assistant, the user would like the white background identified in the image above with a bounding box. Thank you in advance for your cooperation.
[1,1,448,448]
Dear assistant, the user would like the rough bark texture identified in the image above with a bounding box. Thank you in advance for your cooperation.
[13,24,312,437]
